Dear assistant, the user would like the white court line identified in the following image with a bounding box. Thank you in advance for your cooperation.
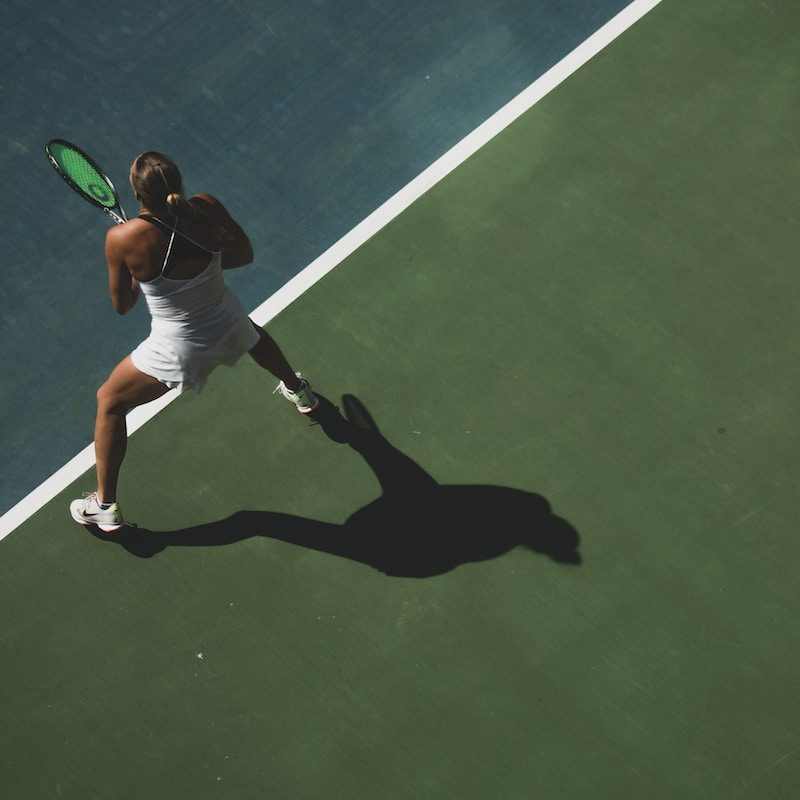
[0,0,662,542]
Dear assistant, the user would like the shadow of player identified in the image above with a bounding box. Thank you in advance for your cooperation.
[105,395,582,577]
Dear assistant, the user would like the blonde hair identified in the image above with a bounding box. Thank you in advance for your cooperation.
[131,151,231,239]
[166,191,191,215]
[130,151,185,213]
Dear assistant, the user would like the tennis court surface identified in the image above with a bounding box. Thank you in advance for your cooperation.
[3,1,800,798]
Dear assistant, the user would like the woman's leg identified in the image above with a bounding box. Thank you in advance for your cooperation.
[95,356,170,503]
[249,324,319,413]
[248,324,302,391]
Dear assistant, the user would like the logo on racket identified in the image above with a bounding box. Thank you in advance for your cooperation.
[45,139,128,224]
[88,183,111,203]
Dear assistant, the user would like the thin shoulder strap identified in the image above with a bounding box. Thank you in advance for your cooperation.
[160,225,177,276]
[150,214,215,254]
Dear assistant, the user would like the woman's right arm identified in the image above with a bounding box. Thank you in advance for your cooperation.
[190,193,254,269]
[105,226,141,315]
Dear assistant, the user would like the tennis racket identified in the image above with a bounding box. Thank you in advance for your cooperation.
[45,139,128,225]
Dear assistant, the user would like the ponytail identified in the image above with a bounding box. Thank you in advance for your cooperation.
[165,191,193,217]
[131,152,234,241]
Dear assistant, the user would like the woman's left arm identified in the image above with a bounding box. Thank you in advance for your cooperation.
[105,226,140,315]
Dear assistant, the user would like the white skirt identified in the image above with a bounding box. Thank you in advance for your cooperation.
[131,310,260,393]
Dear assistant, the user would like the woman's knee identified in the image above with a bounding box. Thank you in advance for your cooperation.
[96,382,126,416]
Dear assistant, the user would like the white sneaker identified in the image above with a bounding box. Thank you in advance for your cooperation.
[274,373,319,414]
[69,492,125,533]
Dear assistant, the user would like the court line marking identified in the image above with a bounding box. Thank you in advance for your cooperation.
[0,0,663,542]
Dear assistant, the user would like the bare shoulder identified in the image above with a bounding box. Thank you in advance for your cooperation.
[190,193,248,236]
[190,193,237,223]
[106,217,149,249]
[191,192,224,207]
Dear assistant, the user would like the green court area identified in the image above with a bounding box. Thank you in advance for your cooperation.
[3,1,800,797]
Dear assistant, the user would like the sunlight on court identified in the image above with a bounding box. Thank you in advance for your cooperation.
[3,1,800,798]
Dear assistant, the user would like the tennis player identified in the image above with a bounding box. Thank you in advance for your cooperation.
[70,151,317,533]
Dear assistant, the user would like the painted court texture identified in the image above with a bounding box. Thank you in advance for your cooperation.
[3,1,800,798]
[0,0,630,517]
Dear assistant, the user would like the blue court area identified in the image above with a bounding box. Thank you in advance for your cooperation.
[0,0,628,516]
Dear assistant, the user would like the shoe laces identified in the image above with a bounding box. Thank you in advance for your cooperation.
[274,379,306,397]
[78,491,102,512]
[81,492,115,510]
[273,371,307,396]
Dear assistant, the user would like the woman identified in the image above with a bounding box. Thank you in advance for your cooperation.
[70,151,318,533]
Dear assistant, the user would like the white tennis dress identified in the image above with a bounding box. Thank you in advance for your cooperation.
[130,218,260,393]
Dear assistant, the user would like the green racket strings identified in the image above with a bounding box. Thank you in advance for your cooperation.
[48,142,117,208]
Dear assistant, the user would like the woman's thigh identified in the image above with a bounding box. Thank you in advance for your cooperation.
[98,356,170,414]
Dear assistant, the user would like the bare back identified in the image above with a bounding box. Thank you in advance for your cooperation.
[116,198,222,283]
[108,193,253,280]
[104,192,254,316]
